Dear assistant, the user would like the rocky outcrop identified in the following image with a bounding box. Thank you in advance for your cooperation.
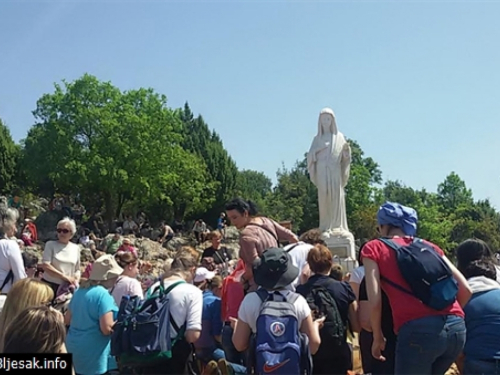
[34,210,67,242]
[23,225,242,279]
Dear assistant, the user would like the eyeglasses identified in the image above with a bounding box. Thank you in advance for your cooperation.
[56,228,70,234]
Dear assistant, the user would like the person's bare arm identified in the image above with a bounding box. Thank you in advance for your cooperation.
[299,315,323,355]
[239,236,259,284]
[349,281,360,301]
[348,300,361,333]
[443,256,472,307]
[64,310,72,326]
[99,311,115,336]
[300,263,310,285]
[273,221,299,243]
[364,258,386,361]
[185,330,201,343]
[42,263,73,283]
[232,318,252,352]
[358,301,372,332]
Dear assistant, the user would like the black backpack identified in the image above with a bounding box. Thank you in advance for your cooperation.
[304,284,345,347]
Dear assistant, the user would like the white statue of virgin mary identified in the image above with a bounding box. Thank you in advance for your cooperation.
[307,108,352,236]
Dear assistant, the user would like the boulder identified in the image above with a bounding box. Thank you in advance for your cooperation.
[224,226,240,241]
[24,245,44,261]
[164,235,197,252]
[35,210,66,242]
[221,241,240,260]
[137,238,174,261]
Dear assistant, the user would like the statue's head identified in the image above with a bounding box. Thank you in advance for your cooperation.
[318,108,337,135]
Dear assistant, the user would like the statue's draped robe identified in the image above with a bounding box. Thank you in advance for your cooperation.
[307,109,351,233]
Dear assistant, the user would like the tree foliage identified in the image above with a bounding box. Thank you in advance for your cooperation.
[2,74,498,256]
[179,103,238,223]
[0,119,20,194]
[235,169,272,212]
[22,74,215,222]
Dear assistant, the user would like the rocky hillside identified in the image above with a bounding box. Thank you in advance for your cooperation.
[24,227,242,278]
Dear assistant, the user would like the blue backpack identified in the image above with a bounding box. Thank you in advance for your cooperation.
[111,280,185,366]
[378,238,458,311]
[249,289,312,375]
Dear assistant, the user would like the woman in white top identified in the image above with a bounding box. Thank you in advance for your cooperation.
[139,250,203,375]
[232,247,323,371]
[0,205,27,300]
[41,217,81,296]
[111,251,144,306]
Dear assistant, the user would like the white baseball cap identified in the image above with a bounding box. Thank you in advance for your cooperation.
[194,267,216,283]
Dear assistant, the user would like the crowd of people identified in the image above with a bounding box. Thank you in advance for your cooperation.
[0,196,499,375]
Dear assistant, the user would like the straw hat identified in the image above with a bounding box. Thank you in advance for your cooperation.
[89,254,123,281]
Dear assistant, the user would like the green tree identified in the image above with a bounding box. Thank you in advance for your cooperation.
[382,180,453,252]
[0,119,20,194]
[22,75,214,223]
[345,140,383,239]
[265,158,318,233]
[235,169,272,212]
[437,172,474,213]
[179,103,238,222]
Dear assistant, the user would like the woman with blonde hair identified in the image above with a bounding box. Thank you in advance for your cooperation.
[0,278,54,351]
[3,305,66,353]
[65,254,122,375]
[0,278,54,352]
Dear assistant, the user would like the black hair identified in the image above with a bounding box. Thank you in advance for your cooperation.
[461,260,497,280]
[224,197,259,216]
[456,239,498,274]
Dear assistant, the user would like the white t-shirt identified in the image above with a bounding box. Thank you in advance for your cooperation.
[148,278,203,338]
[349,266,365,285]
[0,239,27,293]
[284,242,313,291]
[42,241,81,285]
[111,275,144,306]
[238,289,311,333]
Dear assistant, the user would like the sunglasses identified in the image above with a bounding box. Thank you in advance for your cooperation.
[56,228,70,234]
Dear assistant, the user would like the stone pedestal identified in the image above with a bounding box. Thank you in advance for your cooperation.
[322,229,356,272]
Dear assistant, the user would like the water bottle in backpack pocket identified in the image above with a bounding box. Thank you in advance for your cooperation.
[378,238,458,310]
[250,289,312,375]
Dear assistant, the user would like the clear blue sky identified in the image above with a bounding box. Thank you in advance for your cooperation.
[1,1,499,208]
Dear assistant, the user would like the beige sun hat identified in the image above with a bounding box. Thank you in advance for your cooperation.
[89,254,123,281]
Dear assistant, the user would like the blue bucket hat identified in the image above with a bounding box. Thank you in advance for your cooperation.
[377,202,418,237]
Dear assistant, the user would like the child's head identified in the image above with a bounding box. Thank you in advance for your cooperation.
[329,264,344,281]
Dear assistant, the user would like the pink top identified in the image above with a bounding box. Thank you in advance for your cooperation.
[111,275,144,306]
[239,217,297,291]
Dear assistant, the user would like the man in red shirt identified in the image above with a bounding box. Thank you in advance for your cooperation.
[362,202,471,375]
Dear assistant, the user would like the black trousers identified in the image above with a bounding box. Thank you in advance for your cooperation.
[121,341,194,375]
[359,329,396,375]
